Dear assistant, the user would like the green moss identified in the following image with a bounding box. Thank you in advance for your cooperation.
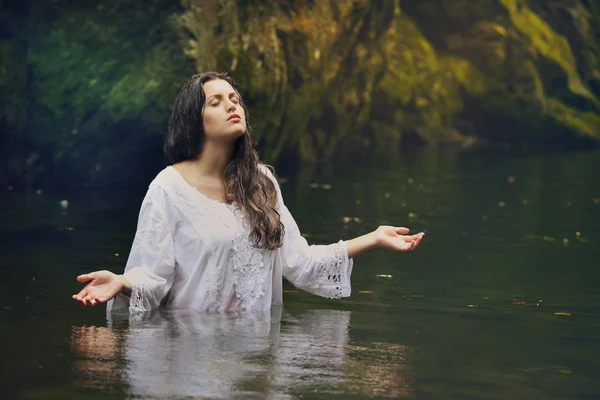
[499,0,598,104]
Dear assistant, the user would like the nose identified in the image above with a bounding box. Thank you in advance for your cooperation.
[226,100,236,113]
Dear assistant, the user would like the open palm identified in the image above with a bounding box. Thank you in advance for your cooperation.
[72,270,121,307]
[375,226,424,252]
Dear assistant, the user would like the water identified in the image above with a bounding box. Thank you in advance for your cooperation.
[1,147,599,399]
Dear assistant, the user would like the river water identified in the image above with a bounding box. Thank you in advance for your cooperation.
[1,147,599,399]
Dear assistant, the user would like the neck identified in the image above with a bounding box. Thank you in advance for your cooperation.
[188,139,235,180]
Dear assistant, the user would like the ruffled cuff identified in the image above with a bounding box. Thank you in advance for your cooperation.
[105,272,153,315]
[315,240,353,299]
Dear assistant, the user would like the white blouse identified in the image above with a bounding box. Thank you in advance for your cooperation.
[107,165,353,313]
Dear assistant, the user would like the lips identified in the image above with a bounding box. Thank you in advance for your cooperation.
[227,114,241,121]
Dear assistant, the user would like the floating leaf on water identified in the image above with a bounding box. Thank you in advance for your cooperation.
[498,201,506,207]
[4,306,12,310]
[342,217,351,224]
[562,238,569,245]
[309,183,319,188]
[558,369,572,375]
[408,212,417,218]
[384,192,391,199]
[36,189,43,195]
[321,184,332,190]
[507,176,516,184]
[376,274,392,279]
[401,202,407,207]
[353,217,362,223]
[355,200,361,204]
[359,290,374,294]
[593,198,600,204]
[513,301,534,306]
[554,312,571,316]
[114,253,119,257]
[282,290,298,293]
[60,200,69,209]
[467,305,475,308]
[301,233,311,238]
[407,178,414,185]
[575,232,581,237]
[542,236,555,242]
[522,200,528,205]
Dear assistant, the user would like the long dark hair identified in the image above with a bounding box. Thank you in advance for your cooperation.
[165,72,284,250]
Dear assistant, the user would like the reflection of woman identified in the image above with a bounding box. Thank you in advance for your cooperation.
[72,308,353,398]
[71,310,413,398]
[72,72,424,312]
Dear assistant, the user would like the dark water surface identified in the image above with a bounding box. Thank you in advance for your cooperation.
[1,148,599,399]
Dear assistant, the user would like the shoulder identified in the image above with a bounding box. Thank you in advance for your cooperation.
[257,162,277,182]
[149,166,179,194]
[139,166,180,208]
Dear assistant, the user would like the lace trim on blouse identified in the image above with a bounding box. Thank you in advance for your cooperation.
[293,240,353,299]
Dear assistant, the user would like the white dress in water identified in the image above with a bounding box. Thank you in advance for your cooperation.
[107,164,353,313]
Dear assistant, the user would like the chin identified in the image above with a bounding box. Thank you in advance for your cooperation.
[221,129,246,143]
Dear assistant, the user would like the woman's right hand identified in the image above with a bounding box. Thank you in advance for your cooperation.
[72,270,126,307]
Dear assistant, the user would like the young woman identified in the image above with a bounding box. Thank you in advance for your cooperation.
[72,72,424,313]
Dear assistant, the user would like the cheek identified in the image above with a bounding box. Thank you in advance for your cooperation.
[202,109,219,131]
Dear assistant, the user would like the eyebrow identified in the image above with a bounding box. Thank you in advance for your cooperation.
[206,92,240,102]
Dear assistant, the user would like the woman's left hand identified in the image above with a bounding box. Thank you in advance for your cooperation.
[374,226,424,252]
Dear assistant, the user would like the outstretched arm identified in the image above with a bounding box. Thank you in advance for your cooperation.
[72,184,176,312]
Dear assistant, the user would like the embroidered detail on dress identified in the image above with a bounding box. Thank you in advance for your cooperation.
[232,224,266,308]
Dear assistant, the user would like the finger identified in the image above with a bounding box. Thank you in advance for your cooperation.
[396,241,413,252]
[394,227,410,235]
[414,233,425,248]
[75,288,88,300]
[77,273,95,283]
[401,235,419,244]
[95,296,108,303]
[90,298,97,307]
[403,234,421,241]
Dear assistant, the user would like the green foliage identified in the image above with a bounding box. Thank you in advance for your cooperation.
[2,0,600,186]
[1,0,194,185]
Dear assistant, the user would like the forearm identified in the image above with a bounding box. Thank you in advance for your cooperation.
[346,231,378,259]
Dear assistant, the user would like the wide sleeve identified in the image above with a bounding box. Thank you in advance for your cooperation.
[107,184,177,314]
[262,166,354,299]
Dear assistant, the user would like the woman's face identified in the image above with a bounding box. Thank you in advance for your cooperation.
[201,79,247,142]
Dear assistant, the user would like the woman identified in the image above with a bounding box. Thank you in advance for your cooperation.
[72,72,424,313]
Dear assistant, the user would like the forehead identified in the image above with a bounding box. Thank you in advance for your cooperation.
[203,79,237,97]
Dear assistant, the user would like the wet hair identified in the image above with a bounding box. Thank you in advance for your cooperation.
[165,72,284,250]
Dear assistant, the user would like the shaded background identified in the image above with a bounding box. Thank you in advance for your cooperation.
[2,0,600,187]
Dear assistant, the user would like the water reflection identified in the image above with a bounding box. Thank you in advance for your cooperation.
[70,325,122,392]
[70,308,412,398]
